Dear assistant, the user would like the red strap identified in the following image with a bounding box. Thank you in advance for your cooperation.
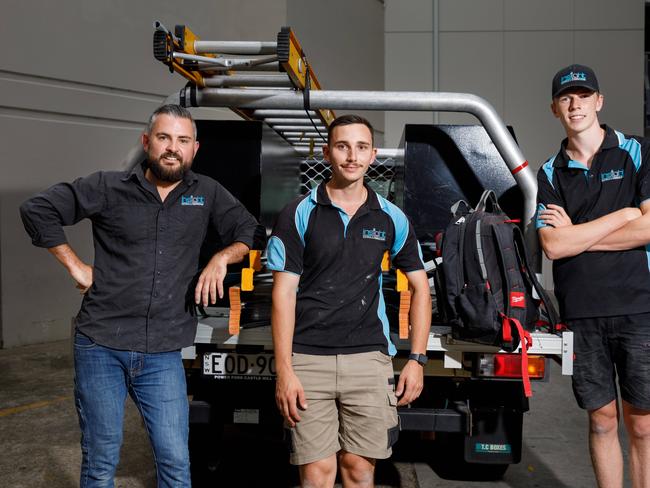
[504,317,533,398]
[502,317,512,342]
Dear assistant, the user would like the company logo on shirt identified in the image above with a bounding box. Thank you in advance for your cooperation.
[600,170,624,182]
[560,71,587,85]
[362,228,386,241]
[181,195,205,206]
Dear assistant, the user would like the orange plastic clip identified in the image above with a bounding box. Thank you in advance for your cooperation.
[249,250,262,271]
[241,268,255,292]
[396,269,408,292]
[381,251,390,272]
[228,286,241,335]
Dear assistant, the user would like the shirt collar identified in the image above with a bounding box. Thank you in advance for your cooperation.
[121,161,198,186]
[313,180,381,210]
[554,124,616,168]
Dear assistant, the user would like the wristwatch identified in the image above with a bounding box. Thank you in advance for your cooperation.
[408,353,428,366]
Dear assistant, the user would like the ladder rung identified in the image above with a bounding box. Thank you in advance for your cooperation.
[193,40,277,55]
[265,118,322,125]
[281,132,322,137]
[272,125,327,131]
[203,74,291,88]
[197,62,280,72]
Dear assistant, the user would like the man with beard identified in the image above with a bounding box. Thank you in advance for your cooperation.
[20,104,262,487]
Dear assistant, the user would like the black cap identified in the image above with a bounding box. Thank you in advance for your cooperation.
[551,64,599,98]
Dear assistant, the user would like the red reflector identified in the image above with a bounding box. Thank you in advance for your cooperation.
[494,354,545,379]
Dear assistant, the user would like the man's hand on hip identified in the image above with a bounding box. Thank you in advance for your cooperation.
[70,262,93,294]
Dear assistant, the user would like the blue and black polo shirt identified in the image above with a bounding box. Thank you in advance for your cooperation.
[536,125,650,319]
[266,182,424,356]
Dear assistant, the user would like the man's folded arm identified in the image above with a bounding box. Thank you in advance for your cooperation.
[587,200,650,251]
[539,206,640,260]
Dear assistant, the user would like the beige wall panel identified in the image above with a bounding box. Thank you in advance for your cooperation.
[384,32,433,144]
[287,0,385,133]
[437,32,504,125]
[385,32,434,90]
[503,0,574,31]
[0,0,287,95]
[574,30,644,135]
[385,112,434,147]
[438,0,503,32]
[385,0,433,32]
[503,31,573,169]
[574,0,643,30]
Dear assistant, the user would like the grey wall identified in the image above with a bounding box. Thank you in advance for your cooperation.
[287,0,385,143]
[1,0,386,348]
[384,0,645,163]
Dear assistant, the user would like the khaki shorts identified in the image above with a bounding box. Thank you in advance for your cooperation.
[287,351,399,465]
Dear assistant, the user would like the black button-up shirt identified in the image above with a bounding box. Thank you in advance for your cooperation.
[20,163,261,352]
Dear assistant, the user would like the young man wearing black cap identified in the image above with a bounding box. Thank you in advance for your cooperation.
[537,64,650,487]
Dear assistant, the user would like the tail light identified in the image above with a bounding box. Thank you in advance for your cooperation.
[478,354,546,379]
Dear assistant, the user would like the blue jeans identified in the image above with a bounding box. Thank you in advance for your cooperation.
[73,332,190,487]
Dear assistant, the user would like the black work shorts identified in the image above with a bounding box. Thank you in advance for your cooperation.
[567,313,650,411]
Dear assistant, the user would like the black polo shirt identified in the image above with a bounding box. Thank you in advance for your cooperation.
[267,182,424,356]
[536,125,650,319]
[20,163,261,352]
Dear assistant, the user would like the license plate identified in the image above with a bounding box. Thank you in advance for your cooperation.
[203,352,276,380]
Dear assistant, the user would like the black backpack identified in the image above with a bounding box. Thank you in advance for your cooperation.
[437,190,559,396]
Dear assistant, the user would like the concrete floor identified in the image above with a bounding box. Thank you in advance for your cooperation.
[0,340,631,487]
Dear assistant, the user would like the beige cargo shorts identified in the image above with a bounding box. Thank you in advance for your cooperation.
[287,351,399,465]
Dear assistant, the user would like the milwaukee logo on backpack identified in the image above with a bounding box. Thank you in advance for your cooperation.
[436,190,560,397]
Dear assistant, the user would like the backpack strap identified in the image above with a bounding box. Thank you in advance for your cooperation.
[503,315,533,398]
[451,199,472,220]
[475,189,504,214]
[492,222,528,349]
[511,226,561,329]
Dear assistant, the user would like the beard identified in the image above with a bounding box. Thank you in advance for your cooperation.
[146,151,190,183]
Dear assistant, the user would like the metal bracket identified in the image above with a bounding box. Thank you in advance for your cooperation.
[561,330,574,375]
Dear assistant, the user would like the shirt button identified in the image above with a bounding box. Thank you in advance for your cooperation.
[157,271,161,276]
[154,292,158,297]
[159,250,163,255]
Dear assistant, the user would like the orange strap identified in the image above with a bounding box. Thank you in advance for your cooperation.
[398,290,411,339]
[228,286,241,335]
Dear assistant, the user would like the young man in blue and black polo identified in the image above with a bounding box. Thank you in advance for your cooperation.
[537,64,650,487]
[267,114,431,488]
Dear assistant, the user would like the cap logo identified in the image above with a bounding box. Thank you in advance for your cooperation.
[560,71,587,85]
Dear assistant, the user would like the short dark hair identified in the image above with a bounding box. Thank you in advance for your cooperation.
[327,114,374,146]
[145,104,197,138]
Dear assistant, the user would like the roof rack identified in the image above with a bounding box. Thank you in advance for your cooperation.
[153,21,334,151]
